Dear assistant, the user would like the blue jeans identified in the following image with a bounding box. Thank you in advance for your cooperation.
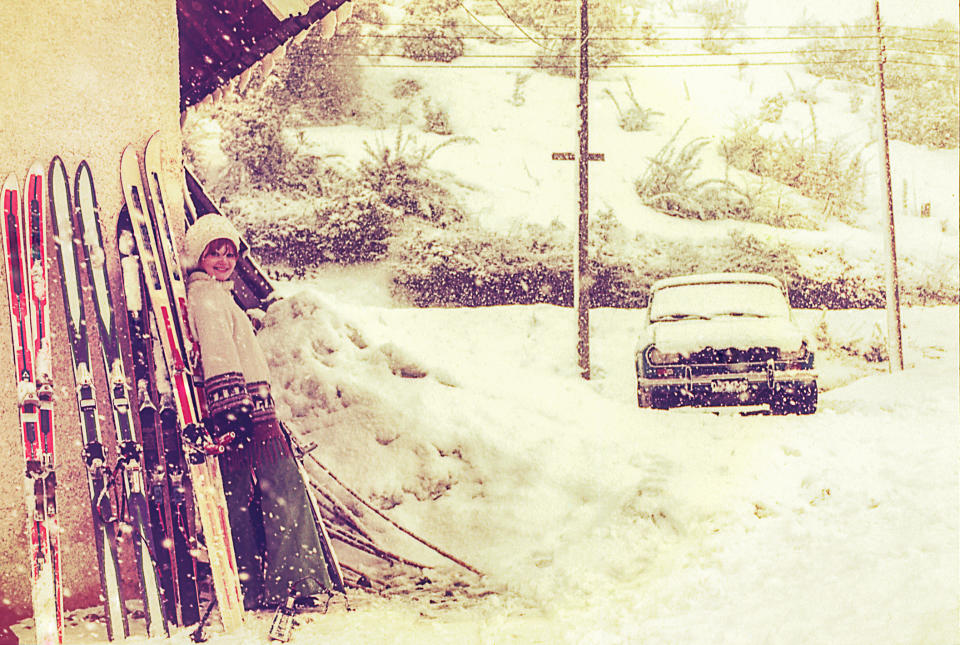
[218,421,332,608]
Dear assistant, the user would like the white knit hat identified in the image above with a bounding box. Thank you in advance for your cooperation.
[182,214,241,271]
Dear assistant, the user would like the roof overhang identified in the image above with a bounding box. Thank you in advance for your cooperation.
[178,0,351,111]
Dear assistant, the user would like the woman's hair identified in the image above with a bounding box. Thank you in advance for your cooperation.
[202,238,238,259]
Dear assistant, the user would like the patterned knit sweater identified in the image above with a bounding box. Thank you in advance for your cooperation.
[185,271,273,422]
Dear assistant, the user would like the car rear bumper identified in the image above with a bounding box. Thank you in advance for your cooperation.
[637,369,817,389]
[638,371,817,407]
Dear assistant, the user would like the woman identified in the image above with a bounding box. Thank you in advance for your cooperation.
[182,213,332,609]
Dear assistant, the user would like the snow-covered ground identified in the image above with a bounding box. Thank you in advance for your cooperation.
[12,0,959,643]
[21,291,959,644]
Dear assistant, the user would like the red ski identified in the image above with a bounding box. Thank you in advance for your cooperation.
[2,168,62,644]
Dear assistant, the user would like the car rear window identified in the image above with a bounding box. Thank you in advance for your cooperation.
[649,282,790,322]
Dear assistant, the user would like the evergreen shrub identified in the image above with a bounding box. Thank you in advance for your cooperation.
[219,95,293,189]
[269,19,366,123]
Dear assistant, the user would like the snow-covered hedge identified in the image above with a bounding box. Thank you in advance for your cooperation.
[389,224,957,309]
[234,189,396,266]
[391,226,573,307]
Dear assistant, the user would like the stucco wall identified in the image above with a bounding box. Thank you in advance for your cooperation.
[0,0,183,637]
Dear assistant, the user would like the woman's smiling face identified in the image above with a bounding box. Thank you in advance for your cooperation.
[199,238,238,281]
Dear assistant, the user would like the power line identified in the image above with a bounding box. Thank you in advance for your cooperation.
[451,0,502,40]
[319,34,958,58]
[355,20,957,34]
[335,32,958,45]
[315,59,957,70]
[488,0,547,49]
[312,47,955,59]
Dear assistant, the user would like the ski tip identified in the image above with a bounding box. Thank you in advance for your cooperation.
[75,160,93,185]
[144,132,163,170]
[48,157,68,194]
[26,160,44,179]
[2,172,19,194]
[120,144,143,185]
[74,161,97,209]
[49,156,66,174]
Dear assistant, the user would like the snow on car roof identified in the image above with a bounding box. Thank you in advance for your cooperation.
[650,272,784,292]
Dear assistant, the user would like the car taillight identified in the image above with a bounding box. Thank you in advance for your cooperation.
[647,346,680,365]
[779,342,808,362]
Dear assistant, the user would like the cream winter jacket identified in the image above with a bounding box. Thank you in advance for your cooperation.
[186,270,272,417]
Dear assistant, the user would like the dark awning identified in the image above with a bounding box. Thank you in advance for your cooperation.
[178,0,349,110]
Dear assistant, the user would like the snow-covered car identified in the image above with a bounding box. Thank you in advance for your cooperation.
[635,273,817,414]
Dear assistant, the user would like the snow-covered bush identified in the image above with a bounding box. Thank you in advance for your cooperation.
[270,17,366,123]
[692,0,747,54]
[498,0,627,77]
[422,97,453,135]
[634,124,753,222]
[796,19,959,149]
[719,120,866,225]
[888,82,960,149]
[238,188,397,267]
[633,125,821,229]
[605,78,662,132]
[387,212,957,309]
[757,93,786,123]
[392,224,573,307]
[359,130,470,226]
[400,0,464,63]
[798,20,957,89]
[392,78,423,99]
[218,95,294,189]
[271,152,350,195]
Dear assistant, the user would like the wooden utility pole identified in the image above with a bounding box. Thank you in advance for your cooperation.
[552,0,603,379]
[874,0,904,371]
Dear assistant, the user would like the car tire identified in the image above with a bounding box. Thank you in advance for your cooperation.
[637,386,652,408]
[796,382,818,415]
[650,388,673,410]
[770,383,818,415]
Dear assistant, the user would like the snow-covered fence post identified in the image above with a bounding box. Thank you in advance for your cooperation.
[874,0,904,371]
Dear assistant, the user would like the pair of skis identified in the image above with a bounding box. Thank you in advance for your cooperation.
[2,167,62,644]
[121,134,245,632]
[49,158,168,640]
